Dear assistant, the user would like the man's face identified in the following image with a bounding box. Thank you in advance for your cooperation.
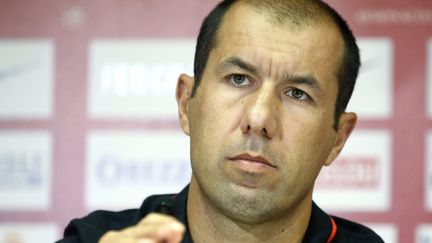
[177,2,355,223]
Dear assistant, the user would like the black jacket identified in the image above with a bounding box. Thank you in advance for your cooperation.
[57,186,384,243]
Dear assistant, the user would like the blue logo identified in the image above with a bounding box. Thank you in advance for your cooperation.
[0,150,43,189]
[0,59,39,82]
[96,154,191,186]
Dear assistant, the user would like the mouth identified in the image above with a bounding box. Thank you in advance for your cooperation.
[228,153,277,169]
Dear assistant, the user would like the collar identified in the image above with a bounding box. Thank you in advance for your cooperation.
[170,186,336,243]
[302,201,337,243]
[172,185,192,243]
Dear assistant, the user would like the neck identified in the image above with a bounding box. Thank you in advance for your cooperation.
[187,178,312,243]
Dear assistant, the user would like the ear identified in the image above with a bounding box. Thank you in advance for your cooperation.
[176,74,194,136]
[323,112,357,166]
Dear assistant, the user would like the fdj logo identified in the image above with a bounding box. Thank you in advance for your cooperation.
[316,156,380,189]
[96,154,190,186]
[0,150,43,188]
[99,63,192,96]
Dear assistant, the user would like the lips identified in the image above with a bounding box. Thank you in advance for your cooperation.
[228,153,276,168]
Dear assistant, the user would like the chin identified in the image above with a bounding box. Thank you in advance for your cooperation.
[211,182,282,224]
[220,196,278,224]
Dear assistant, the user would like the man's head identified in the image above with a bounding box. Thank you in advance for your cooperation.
[192,0,360,128]
[176,0,357,225]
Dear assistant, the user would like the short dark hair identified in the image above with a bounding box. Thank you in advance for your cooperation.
[192,0,360,128]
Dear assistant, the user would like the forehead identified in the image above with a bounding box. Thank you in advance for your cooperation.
[211,1,343,86]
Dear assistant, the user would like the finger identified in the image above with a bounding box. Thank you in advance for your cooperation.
[138,213,181,226]
[121,215,184,242]
[98,230,136,243]
[99,230,158,243]
[137,239,155,243]
[122,222,184,240]
[138,213,185,238]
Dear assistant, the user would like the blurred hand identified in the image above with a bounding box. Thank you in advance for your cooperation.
[99,213,185,243]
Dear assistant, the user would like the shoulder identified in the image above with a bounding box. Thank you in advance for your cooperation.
[57,209,139,243]
[332,216,384,243]
[57,194,174,243]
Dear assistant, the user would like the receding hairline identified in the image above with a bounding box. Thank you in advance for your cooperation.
[212,0,345,77]
[244,0,332,28]
[214,0,342,47]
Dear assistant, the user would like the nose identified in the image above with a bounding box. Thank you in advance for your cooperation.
[240,84,278,139]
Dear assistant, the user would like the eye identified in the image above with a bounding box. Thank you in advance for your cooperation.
[286,88,309,101]
[228,74,252,87]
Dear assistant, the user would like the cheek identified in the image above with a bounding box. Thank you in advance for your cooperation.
[188,97,228,158]
[278,123,335,191]
[197,95,240,136]
[281,111,335,161]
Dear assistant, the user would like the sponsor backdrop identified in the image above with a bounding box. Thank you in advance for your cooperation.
[0,0,431,242]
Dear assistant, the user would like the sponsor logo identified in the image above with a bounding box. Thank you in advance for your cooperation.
[1,232,23,243]
[0,223,58,243]
[426,132,432,211]
[85,131,191,210]
[429,168,432,211]
[428,40,432,118]
[355,9,432,24]
[0,131,51,211]
[316,156,379,189]
[313,130,391,211]
[347,38,393,119]
[416,224,432,243]
[96,154,190,186]
[88,39,195,119]
[0,150,44,189]
[367,224,398,243]
[419,236,432,243]
[62,6,85,30]
[0,40,53,118]
[99,63,192,97]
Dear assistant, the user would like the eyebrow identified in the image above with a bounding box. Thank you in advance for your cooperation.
[218,56,258,74]
[284,74,323,93]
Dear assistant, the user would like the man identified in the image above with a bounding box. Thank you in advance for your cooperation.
[59,0,384,242]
